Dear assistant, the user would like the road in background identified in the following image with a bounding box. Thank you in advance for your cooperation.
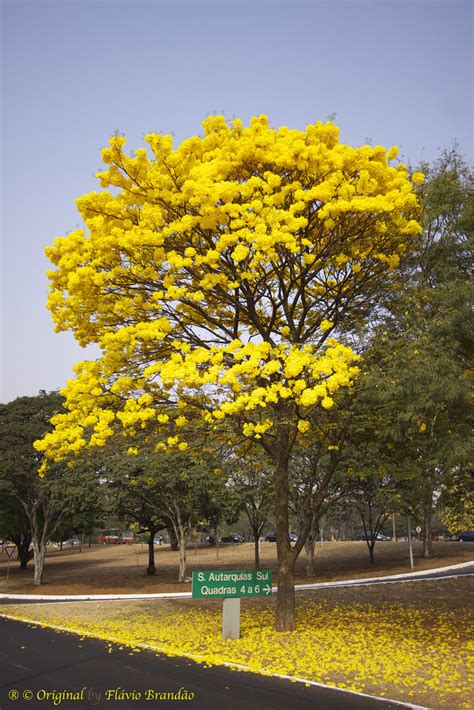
[0,562,473,605]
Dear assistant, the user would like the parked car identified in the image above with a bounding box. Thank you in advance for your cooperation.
[355,532,390,541]
[458,530,474,542]
[220,534,245,543]
[265,532,298,542]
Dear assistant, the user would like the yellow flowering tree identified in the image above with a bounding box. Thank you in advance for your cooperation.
[35,115,422,630]
[440,490,474,535]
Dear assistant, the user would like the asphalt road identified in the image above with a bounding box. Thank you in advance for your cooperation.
[0,618,416,710]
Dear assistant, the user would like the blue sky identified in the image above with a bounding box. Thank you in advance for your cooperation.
[1,0,472,402]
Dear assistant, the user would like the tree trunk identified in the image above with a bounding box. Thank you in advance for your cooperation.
[147,531,156,575]
[178,530,187,583]
[29,499,61,586]
[167,524,179,551]
[12,533,32,569]
[276,558,295,631]
[368,541,375,565]
[422,504,433,558]
[274,432,295,632]
[304,534,316,576]
[28,502,47,586]
[32,537,46,585]
[23,493,65,586]
[253,531,261,570]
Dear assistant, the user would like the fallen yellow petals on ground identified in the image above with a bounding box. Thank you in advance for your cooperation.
[2,581,472,710]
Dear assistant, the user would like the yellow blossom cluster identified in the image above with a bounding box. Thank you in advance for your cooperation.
[35,335,358,463]
[36,115,422,463]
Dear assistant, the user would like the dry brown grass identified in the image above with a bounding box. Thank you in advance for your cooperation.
[1,539,472,595]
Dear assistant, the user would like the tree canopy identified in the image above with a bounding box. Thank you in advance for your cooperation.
[36,115,422,462]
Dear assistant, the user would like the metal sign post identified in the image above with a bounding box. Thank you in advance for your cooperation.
[192,569,272,640]
[222,598,241,639]
[4,545,16,590]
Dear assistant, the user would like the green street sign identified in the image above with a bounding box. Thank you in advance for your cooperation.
[192,569,272,599]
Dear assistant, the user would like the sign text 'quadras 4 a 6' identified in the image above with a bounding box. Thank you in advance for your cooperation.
[192,569,272,599]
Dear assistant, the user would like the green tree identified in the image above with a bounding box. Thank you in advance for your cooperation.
[358,149,473,556]
[0,392,104,585]
[0,490,32,568]
[109,473,168,575]
[439,468,474,535]
[287,399,350,574]
[228,448,274,569]
[345,466,395,564]
[101,437,235,582]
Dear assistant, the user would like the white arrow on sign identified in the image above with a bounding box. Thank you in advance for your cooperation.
[263,584,272,595]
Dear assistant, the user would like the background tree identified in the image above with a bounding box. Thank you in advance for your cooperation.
[147,452,233,582]
[439,469,474,535]
[0,490,32,568]
[345,466,395,564]
[35,115,423,630]
[0,392,105,585]
[287,397,350,575]
[359,149,473,556]
[0,392,66,584]
[96,446,169,575]
[228,448,274,569]
[110,475,168,575]
[102,435,235,582]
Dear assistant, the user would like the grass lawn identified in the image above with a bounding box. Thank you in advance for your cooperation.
[1,542,473,708]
